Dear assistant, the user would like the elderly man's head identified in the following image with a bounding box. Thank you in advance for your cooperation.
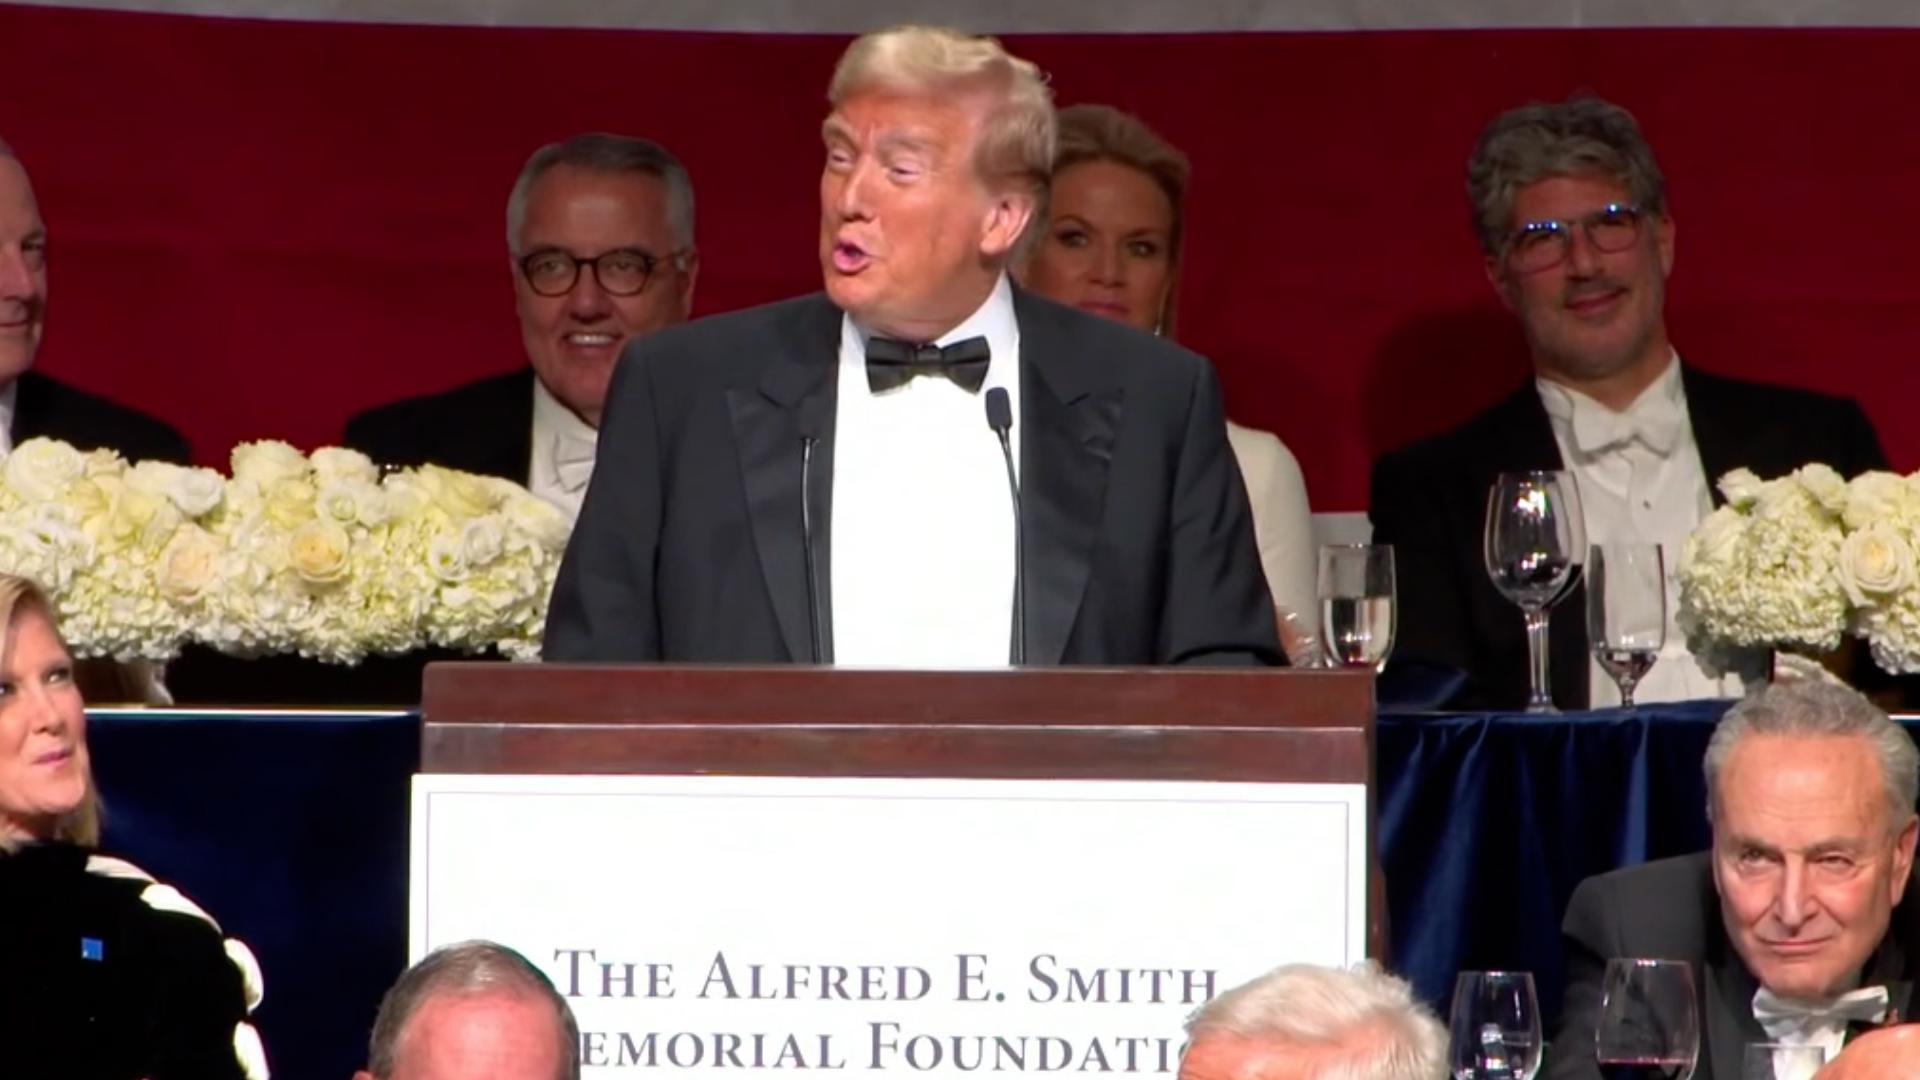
[0,138,47,385]
[506,133,698,428]
[818,25,1054,344]
[1706,681,1920,1001]
[355,940,579,1080]
[1178,963,1447,1080]
[1467,96,1674,393]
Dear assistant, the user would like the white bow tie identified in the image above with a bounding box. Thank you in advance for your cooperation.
[551,431,597,495]
[1752,985,1890,1040]
[1570,398,1684,457]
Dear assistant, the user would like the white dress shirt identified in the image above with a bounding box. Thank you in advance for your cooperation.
[528,375,597,520]
[0,378,18,455]
[830,275,1021,668]
[1537,353,1746,706]
[1752,982,1888,1079]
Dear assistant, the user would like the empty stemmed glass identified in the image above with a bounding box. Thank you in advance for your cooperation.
[1449,971,1543,1079]
[1586,543,1666,708]
[1484,471,1586,713]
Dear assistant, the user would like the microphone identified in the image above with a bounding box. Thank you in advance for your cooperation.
[798,400,828,664]
[984,387,1025,665]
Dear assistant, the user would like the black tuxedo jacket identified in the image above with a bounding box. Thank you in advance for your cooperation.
[1369,366,1886,710]
[544,288,1280,666]
[13,371,189,464]
[1546,853,1920,1080]
[342,368,533,481]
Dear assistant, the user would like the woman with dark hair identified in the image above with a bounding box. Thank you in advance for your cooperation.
[1020,104,1318,661]
[0,573,267,1078]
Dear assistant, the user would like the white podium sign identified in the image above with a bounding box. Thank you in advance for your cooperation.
[412,774,1366,1076]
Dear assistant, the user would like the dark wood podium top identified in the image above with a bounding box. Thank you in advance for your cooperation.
[421,664,1374,784]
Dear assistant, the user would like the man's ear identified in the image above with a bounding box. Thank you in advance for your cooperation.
[1484,252,1519,313]
[673,247,701,320]
[980,188,1038,261]
[1891,816,1918,905]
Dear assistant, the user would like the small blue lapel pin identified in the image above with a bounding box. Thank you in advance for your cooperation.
[80,936,104,961]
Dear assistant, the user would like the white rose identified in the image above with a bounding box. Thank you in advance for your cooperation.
[426,534,469,583]
[125,461,225,518]
[460,517,505,566]
[310,446,379,486]
[157,526,222,603]
[5,438,86,502]
[1794,463,1848,515]
[1837,524,1916,606]
[428,466,499,519]
[288,520,352,585]
[314,481,365,525]
[504,494,571,550]
[1685,507,1745,568]
[1846,471,1913,531]
[231,441,311,489]
[1717,467,1765,509]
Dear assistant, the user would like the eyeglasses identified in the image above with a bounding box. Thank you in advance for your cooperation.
[517,247,678,297]
[1502,203,1645,273]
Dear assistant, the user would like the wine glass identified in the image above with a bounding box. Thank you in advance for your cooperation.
[1319,543,1396,671]
[1484,471,1586,713]
[1449,970,1542,1079]
[1595,958,1699,1080]
[1741,1043,1826,1080]
[1586,544,1666,708]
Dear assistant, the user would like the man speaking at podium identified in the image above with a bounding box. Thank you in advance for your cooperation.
[544,26,1277,668]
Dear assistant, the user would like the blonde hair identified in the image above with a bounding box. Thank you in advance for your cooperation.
[828,25,1056,201]
[1055,104,1191,253]
[0,573,99,851]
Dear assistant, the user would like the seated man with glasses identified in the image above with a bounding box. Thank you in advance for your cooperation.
[1368,95,1884,711]
[346,132,698,518]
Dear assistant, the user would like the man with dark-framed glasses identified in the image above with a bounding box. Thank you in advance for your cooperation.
[347,132,698,518]
[1369,95,1885,711]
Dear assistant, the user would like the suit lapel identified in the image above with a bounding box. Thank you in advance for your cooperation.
[727,297,842,663]
[1704,943,1765,1080]
[1682,366,1742,508]
[1013,290,1120,665]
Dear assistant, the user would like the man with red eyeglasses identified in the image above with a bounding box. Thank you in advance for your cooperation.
[1369,96,1885,711]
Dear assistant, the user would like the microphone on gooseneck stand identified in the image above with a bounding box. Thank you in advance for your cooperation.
[798,401,828,664]
[984,387,1025,666]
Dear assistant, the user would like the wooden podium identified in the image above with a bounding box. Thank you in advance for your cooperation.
[420,663,1381,956]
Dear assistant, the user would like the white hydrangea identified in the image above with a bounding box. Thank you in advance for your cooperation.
[0,440,564,663]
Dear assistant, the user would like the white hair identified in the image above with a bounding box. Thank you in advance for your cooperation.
[505,132,695,254]
[1184,963,1447,1080]
[1705,679,1920,830]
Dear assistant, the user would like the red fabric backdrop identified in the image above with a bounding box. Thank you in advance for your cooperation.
[2,6,1917,509]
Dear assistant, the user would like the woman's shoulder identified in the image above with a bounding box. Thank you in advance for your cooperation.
[0,844,270,1077]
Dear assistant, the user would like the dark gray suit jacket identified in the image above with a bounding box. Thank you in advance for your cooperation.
[543,288,1280,666]
[1546,853,1920,1080]
[1370,367,1887,710]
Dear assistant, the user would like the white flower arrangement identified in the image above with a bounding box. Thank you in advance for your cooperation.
[1679,464,1920,674]
[0,438,568,662]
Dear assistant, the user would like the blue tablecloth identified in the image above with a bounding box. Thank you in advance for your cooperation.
[88,703,1741,1080]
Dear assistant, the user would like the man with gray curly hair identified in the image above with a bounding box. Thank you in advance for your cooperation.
[1371,94,1885,711]
[1545,680,1920,1080]
[1178,962,1446,1080]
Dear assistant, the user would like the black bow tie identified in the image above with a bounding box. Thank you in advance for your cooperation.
[865,335,992,394]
